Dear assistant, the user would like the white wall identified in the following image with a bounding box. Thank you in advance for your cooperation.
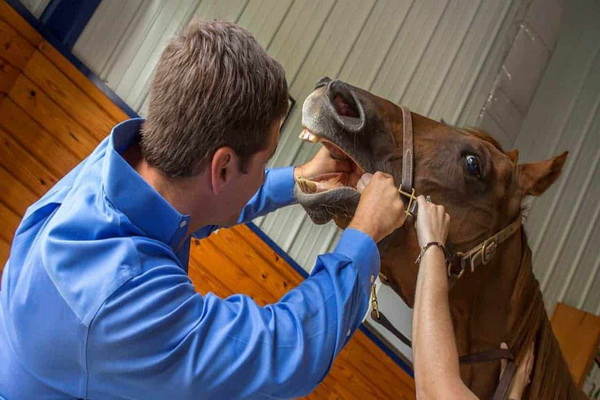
[514,0,600,316]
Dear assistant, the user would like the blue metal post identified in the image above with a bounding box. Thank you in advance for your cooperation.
[39,0,102,50]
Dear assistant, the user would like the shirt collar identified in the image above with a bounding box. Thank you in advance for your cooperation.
[102,119,190,248]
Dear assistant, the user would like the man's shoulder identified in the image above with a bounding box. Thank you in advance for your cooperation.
[40,229,181,326]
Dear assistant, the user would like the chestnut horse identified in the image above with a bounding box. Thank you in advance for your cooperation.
[295,77,585,399]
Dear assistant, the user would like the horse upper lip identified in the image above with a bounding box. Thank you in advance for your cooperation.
[300,129,366,173]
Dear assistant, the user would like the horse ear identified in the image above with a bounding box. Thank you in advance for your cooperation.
[506,149,519,163]
[517,151,568,196]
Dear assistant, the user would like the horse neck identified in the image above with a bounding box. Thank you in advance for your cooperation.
[449,228,524,356]
[505,230,585,399]
[450,228,585,399]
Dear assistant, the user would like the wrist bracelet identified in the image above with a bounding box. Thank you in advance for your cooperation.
[415,242,448,264]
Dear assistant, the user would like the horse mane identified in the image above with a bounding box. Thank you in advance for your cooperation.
[508,229,586,399]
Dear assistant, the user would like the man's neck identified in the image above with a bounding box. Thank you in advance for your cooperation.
[121,142,214,233]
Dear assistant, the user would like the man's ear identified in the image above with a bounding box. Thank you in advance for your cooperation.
[211,147,240,194]
[517,151,568,196]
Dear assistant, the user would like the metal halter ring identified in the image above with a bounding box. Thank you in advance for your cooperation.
[370,284,380,319]
[448,263,466,280]
[398,186,417,217]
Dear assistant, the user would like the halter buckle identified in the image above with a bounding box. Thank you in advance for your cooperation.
[480,238,497,265]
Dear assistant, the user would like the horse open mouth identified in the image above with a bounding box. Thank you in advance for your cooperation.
[295,81,374,226]
[294,125,367,226]
[296,129,366,195]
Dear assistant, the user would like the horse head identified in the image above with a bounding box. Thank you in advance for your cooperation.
[296,77,567,306]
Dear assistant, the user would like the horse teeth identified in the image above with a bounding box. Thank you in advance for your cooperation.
[299,130,320,143]
[307,133,319,143]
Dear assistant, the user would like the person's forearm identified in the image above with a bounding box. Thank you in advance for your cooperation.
[237,167,297,222]
[412,247,475,398]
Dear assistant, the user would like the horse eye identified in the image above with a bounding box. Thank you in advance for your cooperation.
[464,154,481,177]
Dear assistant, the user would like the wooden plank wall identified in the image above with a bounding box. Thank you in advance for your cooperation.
[551,303,600,388]
[0,1,128,269]
[0,1,415,398]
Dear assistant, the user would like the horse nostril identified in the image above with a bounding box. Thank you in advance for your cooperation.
[333,93,360,119]
[329,81,360,119]
[326,80,365,132]
[314,76,332,90]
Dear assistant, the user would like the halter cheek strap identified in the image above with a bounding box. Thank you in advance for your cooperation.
[400,105,414,194]
[397,105,418,217]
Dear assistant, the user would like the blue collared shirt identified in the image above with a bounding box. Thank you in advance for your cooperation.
[0,119,380,399]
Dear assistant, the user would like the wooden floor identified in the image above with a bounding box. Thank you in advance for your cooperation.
[0,1,415,398]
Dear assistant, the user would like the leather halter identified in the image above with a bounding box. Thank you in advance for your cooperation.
[398,106,418,216]
[371,105,520,399]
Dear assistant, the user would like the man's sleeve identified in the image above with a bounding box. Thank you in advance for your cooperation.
[86,228,379,399]
[237,166,296,223]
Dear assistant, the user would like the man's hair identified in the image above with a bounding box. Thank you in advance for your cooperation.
[140,20,289,177]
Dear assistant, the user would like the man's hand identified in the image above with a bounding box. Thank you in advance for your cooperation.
[348,172,406,243]
[294,147,353,179]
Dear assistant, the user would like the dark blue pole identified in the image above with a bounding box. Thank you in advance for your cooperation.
[39,0,102,50]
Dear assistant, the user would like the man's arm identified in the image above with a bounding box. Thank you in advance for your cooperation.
[86,229,379,399]
[237,167,296,223]
[238,147,355,223]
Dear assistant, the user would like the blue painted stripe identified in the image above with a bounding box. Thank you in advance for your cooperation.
[40,0,102,50]
[6,0,138,118]
[8,0,413,378]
